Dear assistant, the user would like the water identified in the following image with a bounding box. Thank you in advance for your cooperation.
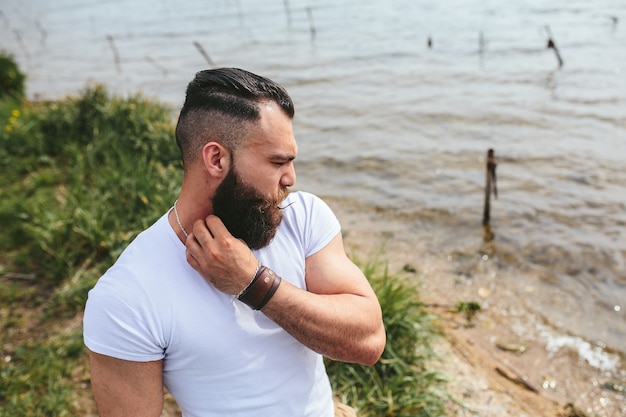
[2,0,625,359]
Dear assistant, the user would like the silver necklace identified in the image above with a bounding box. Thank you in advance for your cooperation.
[173,199,189,238]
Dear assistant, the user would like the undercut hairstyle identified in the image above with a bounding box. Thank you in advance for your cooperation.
[175,68,295,169]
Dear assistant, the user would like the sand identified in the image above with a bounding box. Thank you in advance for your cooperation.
[329,197,625,417]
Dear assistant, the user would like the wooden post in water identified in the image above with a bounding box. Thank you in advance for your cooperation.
[35,20,47,46]
[483,148,497,226]
[478,31,485,54]
[106,35,121,73]
[610,16,619,32]
[145,56,167,76]
[193,41,216,67]
[545,25,563,68]
[306,8,316,41]
[283,0,292,27]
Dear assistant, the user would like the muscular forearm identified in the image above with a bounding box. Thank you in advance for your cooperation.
[260,280,385,366]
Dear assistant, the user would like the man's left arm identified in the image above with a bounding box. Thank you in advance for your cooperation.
[262,231,386,365]
[186,216,386,366]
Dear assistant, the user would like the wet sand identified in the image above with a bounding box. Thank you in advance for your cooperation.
[328,197,626,417]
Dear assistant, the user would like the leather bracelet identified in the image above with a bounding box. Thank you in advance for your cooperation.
[255,272,281,310]
[237,266,282,310]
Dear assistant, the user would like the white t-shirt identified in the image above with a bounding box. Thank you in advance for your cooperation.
[84,191,340,417]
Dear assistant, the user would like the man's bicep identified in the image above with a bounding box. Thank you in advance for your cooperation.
[89,350,164,417]
[305,232,375,297]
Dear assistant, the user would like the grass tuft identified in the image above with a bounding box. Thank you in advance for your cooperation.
[326,257,448,417]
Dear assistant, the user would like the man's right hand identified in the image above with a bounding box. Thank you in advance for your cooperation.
[185,215,259,296]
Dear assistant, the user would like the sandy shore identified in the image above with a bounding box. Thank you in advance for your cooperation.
[328,197,625,417]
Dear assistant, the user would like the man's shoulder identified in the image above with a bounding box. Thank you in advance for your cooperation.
[284,190,327,210]
[116,213,174,262]
[276,191,339,248]
[93,213,181,292]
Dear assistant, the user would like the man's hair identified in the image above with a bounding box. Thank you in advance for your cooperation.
[175,68,295,168]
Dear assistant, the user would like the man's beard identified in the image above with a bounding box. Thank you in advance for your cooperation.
[212,167,290,250]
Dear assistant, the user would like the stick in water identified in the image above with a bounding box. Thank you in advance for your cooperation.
[35,20,47,46]
[106,35,121,73]
[544,25,563,68]
[145,56,168,76]
[478,31,486,55]
[193,41,216,67]
[306,7,316,41]
[283,0,292,27]
[483,148,497,226]
[13,30,30,60]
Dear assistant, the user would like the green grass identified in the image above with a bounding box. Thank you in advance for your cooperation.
[0,330,84,417]
[1,77,180,415]
[327,258,448,417]
[1,57,449,415]
[0,84,180,284]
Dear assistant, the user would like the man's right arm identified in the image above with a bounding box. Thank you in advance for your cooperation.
[89,350,164,417]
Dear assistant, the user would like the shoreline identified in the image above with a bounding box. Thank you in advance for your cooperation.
[327,196,626,417]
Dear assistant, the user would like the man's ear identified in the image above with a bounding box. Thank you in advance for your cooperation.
[201,142,230,177]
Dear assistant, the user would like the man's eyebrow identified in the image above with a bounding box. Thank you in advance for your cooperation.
[270,152,296,161]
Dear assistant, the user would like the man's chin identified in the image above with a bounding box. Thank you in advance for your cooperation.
[220,208,283,250]
[245,227,279,250]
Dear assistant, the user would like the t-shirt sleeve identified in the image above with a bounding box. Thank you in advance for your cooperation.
[299,192,341,258]
[83,267,166,362]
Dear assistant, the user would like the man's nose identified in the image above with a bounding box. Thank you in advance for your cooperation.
[281,163,296,187]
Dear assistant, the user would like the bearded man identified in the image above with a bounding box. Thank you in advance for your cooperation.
[83,68,386,417]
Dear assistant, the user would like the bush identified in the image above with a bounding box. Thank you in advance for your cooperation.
[0,84,180,284]
[0,54,25,99]
[0,84,181,415]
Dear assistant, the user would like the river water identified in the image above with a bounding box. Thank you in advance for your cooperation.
[2,0,625,366]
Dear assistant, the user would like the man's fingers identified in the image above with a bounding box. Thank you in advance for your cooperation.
[190,218,214,249]
[190,216,229,247]
[184,235,201,267]
[185,249,198,271]
[203,215,230,238]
